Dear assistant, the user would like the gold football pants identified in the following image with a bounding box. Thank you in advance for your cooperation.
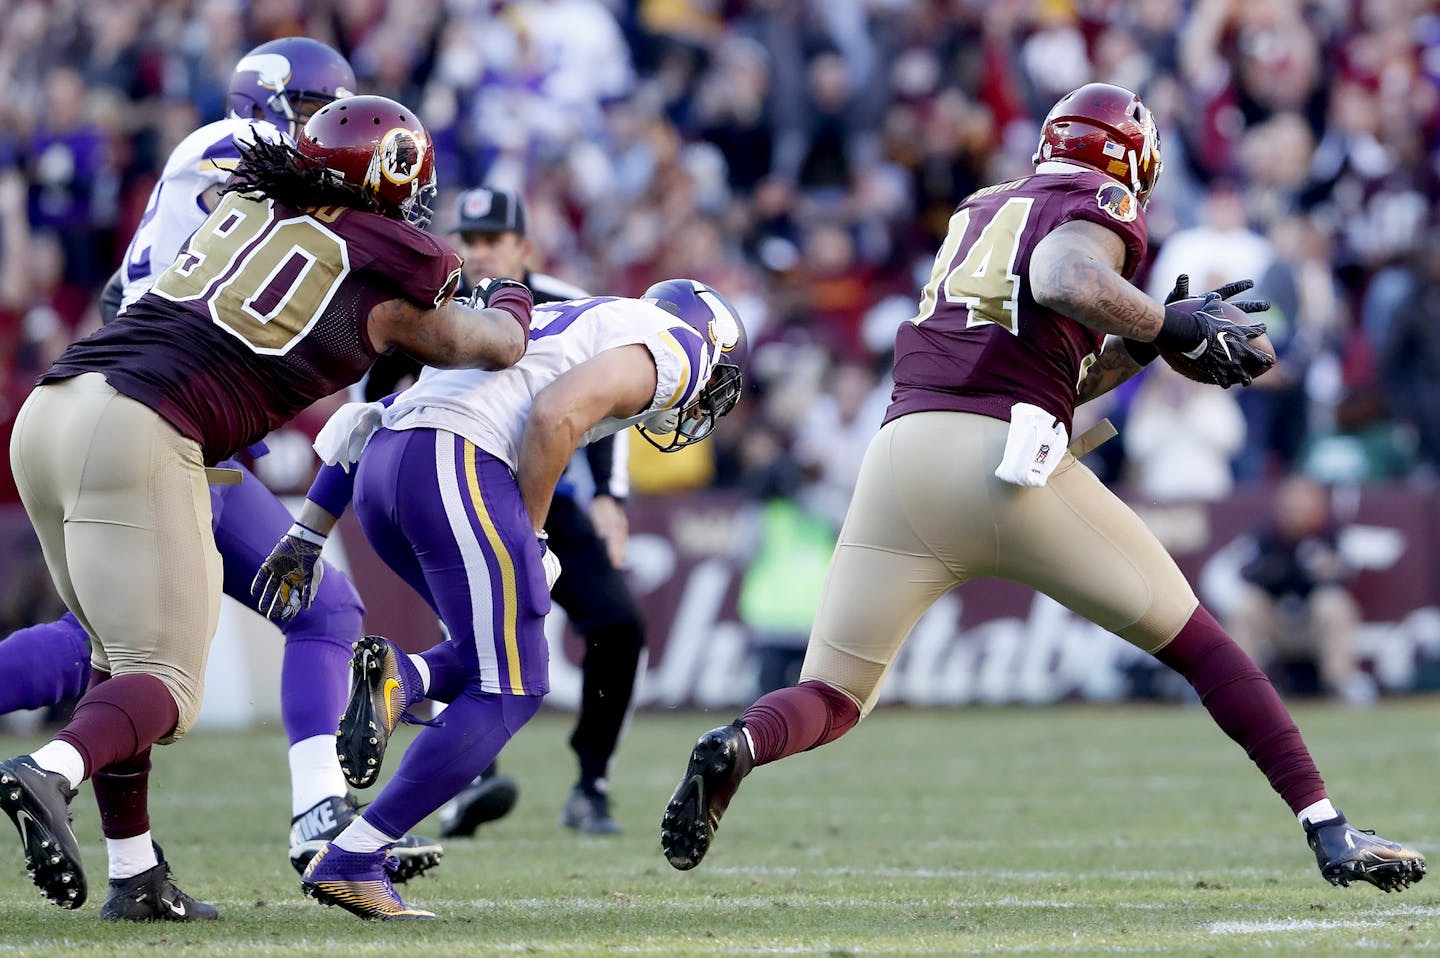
[10,373,221,739]
[800,410,1198,716]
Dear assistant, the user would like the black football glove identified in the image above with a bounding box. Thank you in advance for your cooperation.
[251,530,326,622]
[1125,274,1273,366]
[1162,291,1274,388]
[1167,273,1271,314]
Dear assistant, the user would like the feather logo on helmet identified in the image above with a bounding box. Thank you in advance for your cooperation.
[366,128,424,190]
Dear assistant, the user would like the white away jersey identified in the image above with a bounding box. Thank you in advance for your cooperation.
[380,296,715,469]
[119,116,285,311]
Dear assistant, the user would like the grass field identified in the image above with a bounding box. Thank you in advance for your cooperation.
[1,701,1438,956]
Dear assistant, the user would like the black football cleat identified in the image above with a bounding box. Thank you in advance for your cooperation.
[661,722,753,870]
[1305,811,1427,892]
[0,755,86,908]
[437,773,519,838]
[289,793,442,883]
[560,785,622,836]
[100,843,219,922]
[337,635,427,790]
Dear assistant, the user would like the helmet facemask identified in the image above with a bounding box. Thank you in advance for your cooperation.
[636,362,743,453]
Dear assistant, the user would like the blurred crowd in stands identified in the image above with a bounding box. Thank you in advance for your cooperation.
[1,0,1439,511]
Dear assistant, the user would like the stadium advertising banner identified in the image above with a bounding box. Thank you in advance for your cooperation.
[335,484,1440,709]
[0,484,1431,713]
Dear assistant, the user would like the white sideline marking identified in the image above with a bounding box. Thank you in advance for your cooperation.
[1207,917,1383,934]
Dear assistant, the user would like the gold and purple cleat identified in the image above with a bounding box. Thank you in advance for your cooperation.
[337,635,418,790]
[301,843,437,920]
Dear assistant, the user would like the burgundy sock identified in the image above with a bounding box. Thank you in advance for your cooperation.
[55,673,179,777]
[92,749,152,839]
[739,680,860,766]
[1155,605,1327,814]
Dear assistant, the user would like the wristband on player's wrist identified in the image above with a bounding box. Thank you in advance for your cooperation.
[1153,305,1204,351]
[1122,338,1159,365]
[287,521,328,547]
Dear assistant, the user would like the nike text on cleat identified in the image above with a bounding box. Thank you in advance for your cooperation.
[0,756,86,909]
[100,842,218,922]
[560,785,622,836]
[438,773,519,838]
[1305,811,1427,893]
[660,723,754,870]
[301,843,437,920]
[289,793,442,883]
[337,635,431,790]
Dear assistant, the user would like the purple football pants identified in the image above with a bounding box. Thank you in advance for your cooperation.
[0,459,361,746]
[350,427,548,838]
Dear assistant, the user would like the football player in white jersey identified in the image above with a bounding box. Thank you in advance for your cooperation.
[251,279,748,919]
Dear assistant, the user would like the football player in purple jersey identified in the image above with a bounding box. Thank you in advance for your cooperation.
[661,83,1426,893]
[0,37,444,899]
[0,95,531,919]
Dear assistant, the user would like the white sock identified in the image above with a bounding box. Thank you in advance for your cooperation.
[30,740,86,787]
[288,735,350,817]
[333,814,399,854]
[106,833,158,880]
[1298,798,1340,826]
[407,654,430,694]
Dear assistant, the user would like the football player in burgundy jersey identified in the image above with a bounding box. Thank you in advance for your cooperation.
[0,39,444,899]
[0,95,531,918]
[661,83,1425,893]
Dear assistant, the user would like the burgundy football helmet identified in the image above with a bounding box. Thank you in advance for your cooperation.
[228,37,356,140]
[298,95,438,226]
[636,278,748,452]
[1033,83,1163,205]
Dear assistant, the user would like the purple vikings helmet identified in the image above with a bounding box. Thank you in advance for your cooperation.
[227,37,356,139]
[636,278,748,452]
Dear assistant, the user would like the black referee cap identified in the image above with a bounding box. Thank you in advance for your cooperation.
[455,187,527,236]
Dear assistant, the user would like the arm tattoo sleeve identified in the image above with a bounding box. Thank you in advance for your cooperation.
[1033,222,1166,341]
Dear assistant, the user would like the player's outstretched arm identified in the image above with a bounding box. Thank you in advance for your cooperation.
[1031,220,1265,387]
[515,344,658,534]
[367,289,530,371]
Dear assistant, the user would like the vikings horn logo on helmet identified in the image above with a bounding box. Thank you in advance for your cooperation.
[697,288,741,353]
[234,53,292,93]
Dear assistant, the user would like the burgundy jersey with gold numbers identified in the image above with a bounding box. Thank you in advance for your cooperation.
[885,163,1148,433]
[42,191,463,464]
